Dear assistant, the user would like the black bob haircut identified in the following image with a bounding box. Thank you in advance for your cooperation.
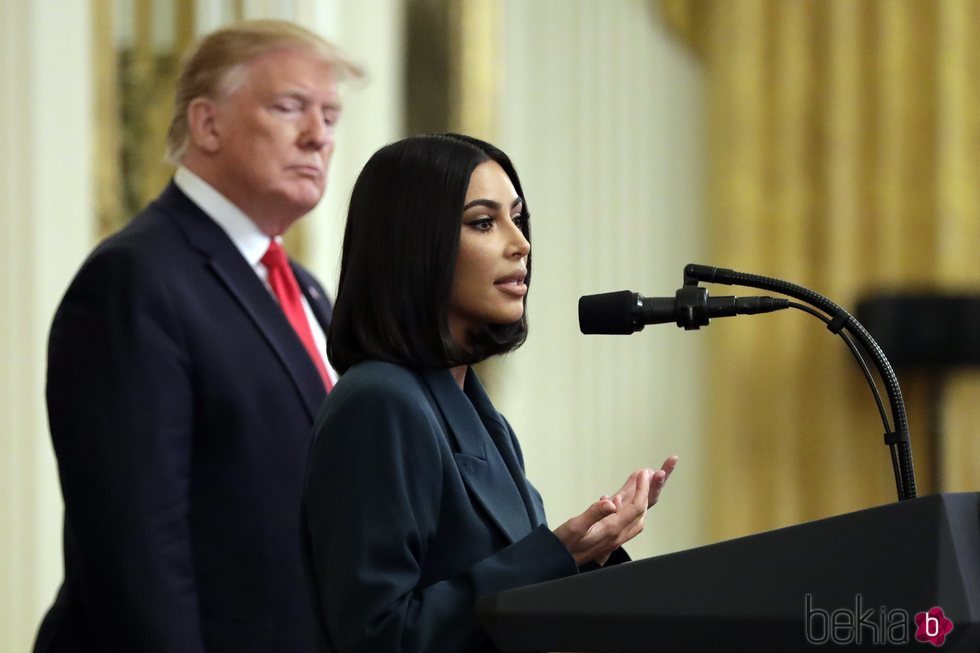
[328,133,532,374]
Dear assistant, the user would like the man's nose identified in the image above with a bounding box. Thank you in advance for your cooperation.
[301,110,332,150]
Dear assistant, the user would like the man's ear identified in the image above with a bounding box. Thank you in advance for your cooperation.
[187,97,221,154]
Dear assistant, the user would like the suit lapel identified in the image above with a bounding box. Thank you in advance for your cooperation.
[294,263,333,329]
[157,183,326,420]
[420,368,533,544]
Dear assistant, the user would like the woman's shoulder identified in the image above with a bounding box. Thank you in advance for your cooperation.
[328,361,432,413]
[338,360,421,389]
[313,361,446,454]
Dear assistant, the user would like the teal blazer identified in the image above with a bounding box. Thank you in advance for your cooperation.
[303,361,583,652]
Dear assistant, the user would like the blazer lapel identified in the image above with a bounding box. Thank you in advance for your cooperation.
[420,368,533,544]
[158,183,326,420]
[464,373,546,528]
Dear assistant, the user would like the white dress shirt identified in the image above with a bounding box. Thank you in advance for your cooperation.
[174,166,336,385]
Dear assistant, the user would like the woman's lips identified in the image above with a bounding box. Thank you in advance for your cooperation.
[494,275,528,296]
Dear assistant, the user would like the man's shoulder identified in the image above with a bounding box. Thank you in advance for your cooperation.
[96,186,190,251]
[91,183,224,267]
[60,186,211,301]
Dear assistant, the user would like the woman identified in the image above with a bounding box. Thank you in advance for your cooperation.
[304,134,677,652]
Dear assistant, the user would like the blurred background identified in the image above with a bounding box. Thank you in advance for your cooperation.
[2,0,979,650]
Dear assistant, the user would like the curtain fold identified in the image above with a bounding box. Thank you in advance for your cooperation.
[94,0,199,236]
[661,0,980,542]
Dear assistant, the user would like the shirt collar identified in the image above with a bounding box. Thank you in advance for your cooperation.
[174,166,272,266]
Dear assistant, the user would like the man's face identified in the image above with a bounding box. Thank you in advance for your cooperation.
[210,48,341,235]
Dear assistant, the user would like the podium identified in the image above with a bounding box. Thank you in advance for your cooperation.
[477,492,980,652]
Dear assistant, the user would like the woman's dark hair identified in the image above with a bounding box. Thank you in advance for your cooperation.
[328,133,532,374]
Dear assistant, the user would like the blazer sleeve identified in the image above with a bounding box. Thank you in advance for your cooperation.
[304,379,577,653]
[46,245,206,652]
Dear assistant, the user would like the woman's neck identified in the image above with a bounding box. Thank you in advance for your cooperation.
[450,365,467,389]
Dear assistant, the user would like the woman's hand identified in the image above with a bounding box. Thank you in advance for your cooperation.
[607,455,678,508]
[552,456,678,567]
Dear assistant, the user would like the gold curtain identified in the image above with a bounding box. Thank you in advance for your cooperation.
[661,0,980,542]
[404,0,504,389]
[404,0,499,140]
[93,0,198,236]
[92,1,318,260]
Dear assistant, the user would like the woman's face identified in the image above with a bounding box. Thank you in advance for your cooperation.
[447,159,530,348]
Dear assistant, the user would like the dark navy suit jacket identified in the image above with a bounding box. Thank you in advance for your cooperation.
[304,361,605,652]
[35,183,331,652]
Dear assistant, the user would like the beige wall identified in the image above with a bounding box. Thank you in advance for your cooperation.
[493,0,707,560]
[0,1,94,649]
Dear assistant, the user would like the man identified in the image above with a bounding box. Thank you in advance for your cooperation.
[34,20,360,652]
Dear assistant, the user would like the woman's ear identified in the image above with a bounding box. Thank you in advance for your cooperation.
[186,97,221,154]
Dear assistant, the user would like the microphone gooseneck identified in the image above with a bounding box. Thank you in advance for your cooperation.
[578,263,917,503]
[682,264,916,502]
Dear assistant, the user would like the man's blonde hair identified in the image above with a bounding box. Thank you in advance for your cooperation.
[166,20,362,164]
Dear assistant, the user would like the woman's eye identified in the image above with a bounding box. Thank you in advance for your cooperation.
[467,217,494,231]
[512,214,527,228]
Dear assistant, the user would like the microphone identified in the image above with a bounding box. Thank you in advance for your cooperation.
[577,263,917,502]
[579,287,789,334]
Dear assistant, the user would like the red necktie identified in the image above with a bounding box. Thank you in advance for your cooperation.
[261,240,332,392]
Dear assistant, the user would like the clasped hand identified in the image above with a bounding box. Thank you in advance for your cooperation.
[552,456,678,567]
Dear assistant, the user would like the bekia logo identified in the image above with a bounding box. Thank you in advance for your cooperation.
[805,594,954,647]
[915,607,954,647]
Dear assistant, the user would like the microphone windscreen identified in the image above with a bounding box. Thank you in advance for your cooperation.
[578,291,635,334]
